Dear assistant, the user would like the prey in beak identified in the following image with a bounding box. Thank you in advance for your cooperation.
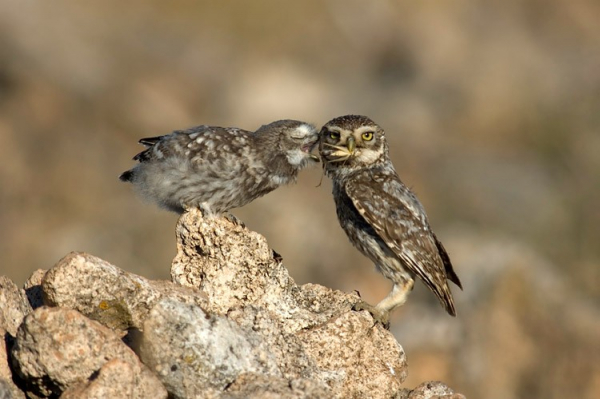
[322,136,356,163]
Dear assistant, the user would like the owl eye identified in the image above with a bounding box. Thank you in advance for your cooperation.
[329,131,341,140]
[361,132,374,141]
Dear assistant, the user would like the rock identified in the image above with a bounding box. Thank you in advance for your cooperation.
[22,269,46,310]
[42,252,207,331]
[222,373,329,399]
[10,307,166,398]
[297,310,406,397]
[171,209,360,334]
[60,359,135,399]
[400,381,466,399]
[0,277,32,337]
[227,301,406,398]
[225,305,318,380]
[171,210,301,316]
[139,298,280,399]
[0,328,25,399]
[0,378,25,399]
[169,209,409,398]
[1,210,464,398]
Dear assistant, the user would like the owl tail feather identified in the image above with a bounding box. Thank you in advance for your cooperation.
[119,170,134,182]
[439,289,458,317]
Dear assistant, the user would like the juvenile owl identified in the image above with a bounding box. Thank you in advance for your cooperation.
[120,120,319,216]
[319,115,462,324]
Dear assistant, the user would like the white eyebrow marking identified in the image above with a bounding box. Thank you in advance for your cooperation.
[290,124,316,138]
[355,126,378,135]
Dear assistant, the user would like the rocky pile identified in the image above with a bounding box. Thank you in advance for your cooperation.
[0,209,464,398]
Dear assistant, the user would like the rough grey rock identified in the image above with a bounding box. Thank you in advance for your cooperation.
[139,298,280,399]
[10,307,166,398]
[170,209,408,398]
[171,209,360,334]
[297,310,406,397]
[398,381,466,399]
[0,208,465,398]
[222,373,329,399]
[0,277,32,337]
[42,252,207,331]
[225,305,318,381]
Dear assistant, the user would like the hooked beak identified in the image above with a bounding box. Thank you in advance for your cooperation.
[347,136,356,153]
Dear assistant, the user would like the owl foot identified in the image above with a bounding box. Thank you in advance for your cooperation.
[223,213,245,227]
[352,300,390,329]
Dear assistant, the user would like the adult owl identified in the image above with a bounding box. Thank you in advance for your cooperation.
[120,120,319,217]
[319,115,462,324]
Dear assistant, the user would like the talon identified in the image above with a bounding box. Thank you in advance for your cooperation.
[223,213,245,227]
[352,300,390,329]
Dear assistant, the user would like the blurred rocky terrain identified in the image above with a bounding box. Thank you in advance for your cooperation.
[0,1,598,398]
[0,210,465,398]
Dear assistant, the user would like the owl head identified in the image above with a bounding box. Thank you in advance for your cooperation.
[255,120,320,170]
[319,115,389,174]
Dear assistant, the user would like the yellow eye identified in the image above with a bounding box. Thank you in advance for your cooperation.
[329,131,340,140]
[361,131,374,141]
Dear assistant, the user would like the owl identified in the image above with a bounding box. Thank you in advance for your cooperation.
[120,120,319,217]
[319,115,462,324]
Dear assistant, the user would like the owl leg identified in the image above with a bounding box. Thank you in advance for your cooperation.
[375,279,415,313]
[181,203,209,216]
[352,280,415,328]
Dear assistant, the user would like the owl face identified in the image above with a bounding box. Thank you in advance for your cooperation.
[256,120,320,169]
[319,115,387,171]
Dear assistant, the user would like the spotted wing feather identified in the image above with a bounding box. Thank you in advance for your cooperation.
[345,170,459,315]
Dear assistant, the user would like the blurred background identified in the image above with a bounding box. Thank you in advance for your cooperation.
[1,1,599,397]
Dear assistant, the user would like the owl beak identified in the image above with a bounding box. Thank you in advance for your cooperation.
[303,139,321,162]
[347,136,356,154]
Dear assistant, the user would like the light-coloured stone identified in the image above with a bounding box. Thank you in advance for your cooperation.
[5,210,465,398]
[60,359,135,399]
[0,378,25,399]
[42,252,207,331]
[11,307,166,398]
[169,210,410,398]
[171,209,360,335]
[0,328,25,399]
[139,298,280,399]
[171,210,298,316]
[298,310,407,398]
[0,328,12,385]
[225,305,317,380]
[0,277,32,337]
[222,373,329,399]
[405,381,466,399]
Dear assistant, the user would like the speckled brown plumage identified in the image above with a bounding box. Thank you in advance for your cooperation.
[319,115,462,320]
[120,120,319,215]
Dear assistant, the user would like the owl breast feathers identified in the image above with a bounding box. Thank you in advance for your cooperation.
[319,115,462,317]
[120,120,319,214]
